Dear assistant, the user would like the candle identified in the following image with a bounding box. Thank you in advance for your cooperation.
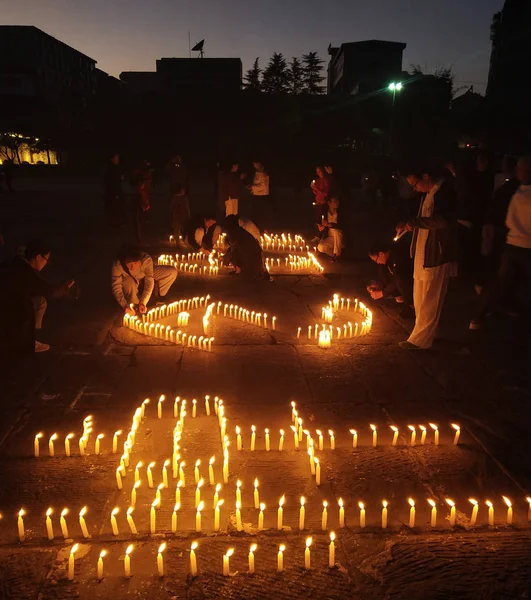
[370,424,377,447]
[308,325,312,339]
[236,500,243,531]
[157,543,166,577]
[141,398,149,419]
[408,425,416,447]
[290,425,299,450]
[304,537,312,570]
[279,429,284,451]
[45,508,54,540]
[408,499,415,528]
[223,548,234,576]
[349,429,358,448]
[486,500,494,526]
[328,429,335,450]
[192,399,197,418]
[272,316,276,330]
[359,502,366,528]
[321,501,328,530]
[179,461,186,486]
[236,480,242,505]
[60,508,69,538]
[250,425,256,451]
[299,497,306,530]
[68,544,78,580]
[47,433,57,457]
[419,425,427,445]
[34,432,43,457]
[205,395,210,416]
[79,437,85,456]
[195,479,204,508]
[469,499,478,526]
[258,503,265,530]
[158,395,165,419]
[214,499,223,531]
[207,456,215,486]
[195,459,201,484]
[381,500,388,528]
[248,544,257,574]
[446,498,456,527]
[97,549,106,581]
[173,396,180,418]
[127,507,138,534]
[95,433,104,455]
[163,459,170,488]
[134,461,143,484]
[116,466,124,490]
[339,498,345,528]
[277,496,285,530]
[110,507,119,535]
[63,433,74,457]
[196,501,204,532]
[277,545,285,572]
[503,496,513,525]
[451,423,461,445]
[428,499,437,527]
[428,422,439,445]
[124,544,133,578]
[329,532,336,568]
[390,426,398,446]
[190,542,198,577]
[236,426,242,451]
[265,428,271,451]
[315,457,321,486]
[527,497,531,522]
[312,429,322,451]
[254,479,260,509]
[79,506,90,538]
[147,461,156,488]
[112,430,122,454]
[150,499,159,534]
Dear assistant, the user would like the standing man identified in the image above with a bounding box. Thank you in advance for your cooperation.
[396,167,458,350]
[103,153,125,227]
[219,163,244,216]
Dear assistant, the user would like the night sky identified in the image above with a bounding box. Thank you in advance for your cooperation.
[5,0,503,93]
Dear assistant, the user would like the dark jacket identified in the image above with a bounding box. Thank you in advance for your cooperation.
[409,179,458,268]
[184,214,216,251]
[219,172,243,202]
[225,225,265,278]
[378,242,414,306]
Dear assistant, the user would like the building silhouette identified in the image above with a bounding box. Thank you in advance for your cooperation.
[327,40,406,96]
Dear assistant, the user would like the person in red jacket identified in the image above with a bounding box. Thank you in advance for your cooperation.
[310,166,330,241]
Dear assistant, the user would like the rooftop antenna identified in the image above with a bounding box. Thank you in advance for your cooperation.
[191,39,205,58]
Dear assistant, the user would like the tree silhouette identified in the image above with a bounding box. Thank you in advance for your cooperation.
[288,57,304,95]
[262,53,290,94]
[302,52,325,94]
[243,58,262,92]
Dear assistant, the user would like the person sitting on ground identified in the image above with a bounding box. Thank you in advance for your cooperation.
[183,212,219,253]
[368,240,414,319]
[0,239,74,354]
[317,196,344,259]
[111,244,177,316]
[223,215,269,280]
[170,183,190,240]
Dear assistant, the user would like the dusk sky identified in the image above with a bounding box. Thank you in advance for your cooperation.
[5,0,503,94]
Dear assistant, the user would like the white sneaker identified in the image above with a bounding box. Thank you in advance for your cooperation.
[35,340,50,353]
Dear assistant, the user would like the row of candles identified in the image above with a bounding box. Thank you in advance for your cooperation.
[264,253,324,274]
[123,315,214,350]
[215,301,277,330]
[138,295,211,323]
[65,535,339,581]
[260,232,308,252]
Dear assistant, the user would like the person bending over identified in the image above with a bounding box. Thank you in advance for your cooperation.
[223,215,269,280]
[317,197,344,258]
[183,213,219,254]
[112,244,177,316]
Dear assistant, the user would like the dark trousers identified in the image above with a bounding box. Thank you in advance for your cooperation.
[474,244,531,320]
[458,223,481,283]
[314,203,327,234]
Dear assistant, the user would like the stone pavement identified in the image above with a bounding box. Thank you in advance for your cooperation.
[0,176,530,599]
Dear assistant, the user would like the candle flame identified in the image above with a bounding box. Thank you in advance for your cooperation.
[127,507,134,515]
[215,483,221,492]
[226,548,234,557]
[125,544,133,555]
[338,498,344,508]
[408,498,415,507]
[136,461,143,469]
[61,508,68,517]
[217,499,224,507]
[66,433,74,439]
[427,499,436,508]
[328,429,334,436]
[407,425,415,432]
[349,429,357,435]
[35,432,43,439]
[279,495,285,507]
[197,479,204,489]
[197,501,204,512]
[251,425,256,433]
[209,456,215,465]
[71,543,79,554]
[49,433,58,441]
[148,461,156,469]
[419,425,426,431]
[370,424,376,432]
[316,429,322,436]
[469,498,478,506]
[163,459,170,467]
[502,496,512,508]
[314,457,320,465]
[111,507,119,516]
[236,500,241,510]
[451,423,460,431]
[445,498,455,508]
[382,500,388,508]
[390,425,398,432]
[195,459,201,467]
[97,433,104,440]
[330,531,336,541]
[358,502,365,510]
[191,541,198,550]
[158,543,166,553]
[323,501,328,508]
[174,503,181,512]
[236,480,242,488]
[254,478,259,488]
[486,500,493,508]
[159,395,165,403]
[300,496,306,506]
[265,428,269,434]
[290,425,297,433]
[79,506,87,517]
[280,429,285,436]
[158,483,164,491]
[46,507,52,517]
[152,498,160,508]
[260,503,265,511]
[527,497,531,504]
[279,545,286,552]
[306,537,312,548]
[429,423,438,430]
[100,550,107,558]
[250,544,257,552]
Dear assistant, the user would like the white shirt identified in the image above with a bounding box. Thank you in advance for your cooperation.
[111,253,154,308]
[506,184,531,249]
[251,171,270,196]
[238,217,261,241]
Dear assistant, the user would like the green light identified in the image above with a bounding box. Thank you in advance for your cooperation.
[388,82,403,91]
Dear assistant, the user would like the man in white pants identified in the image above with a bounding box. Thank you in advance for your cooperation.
[396,168,458,350]
[112,245,177,316]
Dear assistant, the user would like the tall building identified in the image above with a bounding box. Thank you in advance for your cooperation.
[327,40,406,96]
[487,0,531,115]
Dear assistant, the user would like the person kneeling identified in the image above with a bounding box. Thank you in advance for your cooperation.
[182,213,219,254]
[223,215,270,280]
[317,197,344,259]
[111,244,177,316]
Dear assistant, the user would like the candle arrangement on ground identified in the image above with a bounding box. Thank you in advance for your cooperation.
[157,252,221,277]
[265,252,324,275]
[260,233,309,253]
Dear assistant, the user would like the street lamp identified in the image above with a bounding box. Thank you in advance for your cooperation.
[388,82,403,155]
[388,82,403,105]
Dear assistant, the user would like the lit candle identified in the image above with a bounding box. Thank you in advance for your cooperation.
[429,423,439,445]
[329,532,336,568]
[158,395,165,419]
[446,498,456,527]
[408,425,416,446]
[124,544,133,578]
[79,506,90,538]
[279,429,284,451]
[428,499,437,527]
[419,425,427,445]
[97,550,106,581]
[46,433,57,457]
[236,500,243,531]
[277,496,285,530]
[134,461,143,484]
[180,461,186,486]
[349,429,358,448]
[370,424,377,447]
[265,428,270,451]
[60,508,69,538]
[503,496,513,525]
[195,478,204,508]
[214,499,223,531]
[339,498,345,528]
[34,432,43,457]
[358,501,366,528]
[390,426,398,446]
[141,399,149,419]
[304,537,312,570]
[250,425,256,451]
[290,425,299,450]
[205,395,210,416]
[195,459,201,485]
[235,426,242,451]
[254,478,260,509]
[486,500,494,526]
[379,500,387,528]
[208,456,215,486]
[157,543,166,577]
[527,497,531,522]
[313,429,322,451]
[272,316,276,330]
[192,399,197,418]
[68,543,78,580]
[297,327,301,338]
[112,430,122,454]
[174,396,180,418]
[196,501,204,532]
[315,457,321,486]
[63,433,74,457]
[170,502,180,533]
[127,507,138,534]
[95,433,104,455]
[190,542,198,577]
[328,429,335,450]
[469,498,478,526]
[299,497,306,530]
[110,507,119,536]
[308,325,312,339]
[223,548,234,576]
[408,499,415,528]
[277,544,285,572]
[451,423,461,445]
[45,508,54,540]
[150,499,159,534]
[258,503,265,530]
[248,544,257,574]
[322,501,328,530]
[116,466,124,490]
